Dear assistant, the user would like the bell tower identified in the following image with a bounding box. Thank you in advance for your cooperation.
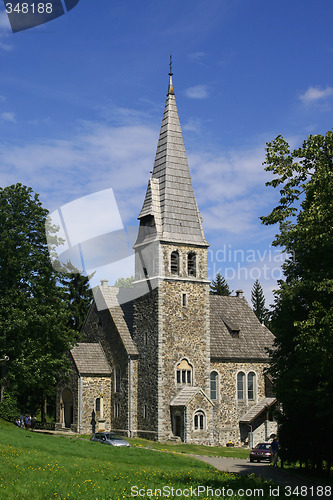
[133,64,211,441]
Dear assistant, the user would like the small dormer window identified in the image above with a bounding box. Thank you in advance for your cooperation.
[140,215,155,227]
[170,251,179,274]
[188,252,196,276]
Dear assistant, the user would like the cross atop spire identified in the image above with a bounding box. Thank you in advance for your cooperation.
[168,53,174,95]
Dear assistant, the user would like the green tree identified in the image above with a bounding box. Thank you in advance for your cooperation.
[261,132,333,472]
[0,184,80,415]
[251,279,268,324]
[210,273,232,295]
[114,275,135,288]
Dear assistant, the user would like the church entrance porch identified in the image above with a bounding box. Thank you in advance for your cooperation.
[171,408,185,441]
[170,387,214,444]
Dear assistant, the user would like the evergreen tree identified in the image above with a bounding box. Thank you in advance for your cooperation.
[251,279,268,324]
[60,262,93,332]
[210,273,232,295]
[261,132,333,472]
[0,184,80,414]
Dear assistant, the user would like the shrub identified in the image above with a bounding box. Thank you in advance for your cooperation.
[0,391,20,422]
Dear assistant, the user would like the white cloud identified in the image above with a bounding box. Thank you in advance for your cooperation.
[182,117,202,133]
[0,11,13,51]
[185,85,209,99]
[188,145,277,237]
[1,111,16,122]
[299,86,333,103]
[0,11,10,30]
[188,51,208,63]
[0,122,157,221]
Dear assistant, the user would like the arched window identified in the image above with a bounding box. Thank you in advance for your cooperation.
[210,371,218,400]
[115,366,121,393]
[188,252,196,276]
[194,410,205,430]
[176,359,193,385]
[248,372,256,400]
[95,396,104,419]
[170,251,179,274]
[95,397,100,413]
[114,402,120,418]
[237,372,245,400]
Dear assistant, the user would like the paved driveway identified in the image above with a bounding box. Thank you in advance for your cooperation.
[192,456,329,499]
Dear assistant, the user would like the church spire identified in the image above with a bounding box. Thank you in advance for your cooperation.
[137,63,208,248]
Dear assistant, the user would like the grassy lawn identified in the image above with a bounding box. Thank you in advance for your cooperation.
[0,419,287,499]
[127,437,250,459]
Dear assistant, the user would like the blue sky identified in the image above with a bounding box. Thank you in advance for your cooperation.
[1,0,333,306]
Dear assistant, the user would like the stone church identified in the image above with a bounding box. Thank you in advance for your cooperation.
[56,71,277,446]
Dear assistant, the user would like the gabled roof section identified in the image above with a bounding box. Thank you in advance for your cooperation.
[170,386,214,407]
[239,397,277,424]
[70,343,111,376]
[93,284,139,357]
[137,72,208,247]
[210,295,275,360]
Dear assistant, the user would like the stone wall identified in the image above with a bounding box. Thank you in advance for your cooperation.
[79,376,112,434]
[210,360,270,446]
[133,287,159,439]
[158,244,211,441]
[82,304,130,434]
[184,392,214,445]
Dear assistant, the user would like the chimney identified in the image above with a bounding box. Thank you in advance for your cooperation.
[235,290,244,298]
[100,279,109,288]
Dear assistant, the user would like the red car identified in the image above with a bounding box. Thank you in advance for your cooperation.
[250,442,273,462]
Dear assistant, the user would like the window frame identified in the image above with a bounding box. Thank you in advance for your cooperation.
[193,410,205,431]
[237,371,245,401]
[210,371,218,401]
[187,251,197,277]
[247,372,256,401]
[170,251,179,275]
[176,359,193,387]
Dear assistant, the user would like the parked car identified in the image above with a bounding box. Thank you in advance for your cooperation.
[90,432,130,447]
[250,442,273,462]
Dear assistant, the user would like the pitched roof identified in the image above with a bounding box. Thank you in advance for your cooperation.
[93,285,138,357]
[70,343,111,376]
[170,386,213,407]
[239,397,277,424]
[137,74,208,247]
[210,295,275,360]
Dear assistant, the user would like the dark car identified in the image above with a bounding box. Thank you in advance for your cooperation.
[250,442,273,462]
[90,432,130,447]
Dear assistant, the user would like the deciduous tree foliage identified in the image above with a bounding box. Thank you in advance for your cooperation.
[261,132,333,471]
[210,273,232,296]
[0,184,84,414]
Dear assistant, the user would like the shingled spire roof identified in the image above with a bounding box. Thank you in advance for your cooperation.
[138,68,208,247]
